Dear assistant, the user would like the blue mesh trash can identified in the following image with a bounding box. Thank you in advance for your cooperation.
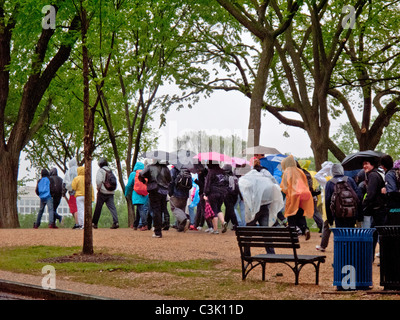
[376,226,400,290]
[331,228,375,290]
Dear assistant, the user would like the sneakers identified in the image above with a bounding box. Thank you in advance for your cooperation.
[211,229,219,234]
[205,228,213,233]
[110,223,119,229]
[221,222,228,233]
[33,223,39,229]
[152,233,162,238]
[92,223,98,229]
[140,225,148,231]
[48,223,58,229]
[316,245,326,252]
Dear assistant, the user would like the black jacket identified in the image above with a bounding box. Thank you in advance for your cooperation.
[362,168,386,216]
[139,163,171,192]
[49,168,63,197]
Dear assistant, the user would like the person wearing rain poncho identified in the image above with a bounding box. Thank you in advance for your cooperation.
[280,155,314,240]
[238,167,284,227]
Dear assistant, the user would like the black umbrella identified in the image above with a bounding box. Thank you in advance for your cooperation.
[169,150,198,171]
[341,150,385,171]
[139,150,170,163]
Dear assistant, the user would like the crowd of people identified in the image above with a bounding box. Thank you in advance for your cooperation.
[33,152,400,254]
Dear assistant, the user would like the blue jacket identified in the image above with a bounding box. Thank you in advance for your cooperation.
[35,169,52,200]
[125,162,149,205]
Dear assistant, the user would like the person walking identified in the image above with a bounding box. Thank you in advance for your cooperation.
[139,159,172,238]
[49,167,64,225]
[362,157,387,257]
[193,166,212,231]
[63,158,79,229]
[203,162,228,234]
[325,164,361,228]
[92,158,120,229]
[280,155,314,240]
[380,155,400,225]
[34,169,56,229]
[222,164,240,230]
[169,165,191,232]
[71,166,94,229]
[125,161,150,231]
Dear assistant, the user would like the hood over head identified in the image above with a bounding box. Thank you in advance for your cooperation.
[77,166,85,176]
[98,158,109,168]
[68,157,77,168]
[281,155,297,171]
[331,164,344,177]
[49,167,58,176]
[134,162,145,171]
[41,169,49,177]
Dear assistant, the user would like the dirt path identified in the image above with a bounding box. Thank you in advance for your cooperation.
[0,227,396,300]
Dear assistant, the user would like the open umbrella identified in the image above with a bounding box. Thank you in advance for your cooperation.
[230,157,250,167]
[193,151,233,163]
[260,154,288,184]
[341,150,385,171]
[139,150,170,163]
[244,145,281,156]
[169,150,197,171]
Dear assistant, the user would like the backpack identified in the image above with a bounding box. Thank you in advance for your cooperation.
[38,177,51,199]
[392,168,400,191]
[175,169,192,190]
[134,169,148,196]
[227,175,239,195]
[103,169,117,191]
[330,176,358,219]
[215,173,229,188]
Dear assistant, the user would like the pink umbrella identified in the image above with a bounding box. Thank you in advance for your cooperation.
[230,157,250,167]
[194,152,233,163]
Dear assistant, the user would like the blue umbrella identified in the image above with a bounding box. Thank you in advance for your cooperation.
[259,154,288,184]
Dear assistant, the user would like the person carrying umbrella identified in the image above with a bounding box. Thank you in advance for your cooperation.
[203,162,229,234]
[139,158,172,238]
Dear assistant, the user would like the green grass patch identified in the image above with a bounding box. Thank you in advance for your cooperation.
[0,245,219,278]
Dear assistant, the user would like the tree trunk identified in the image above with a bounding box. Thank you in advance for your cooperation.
[81,4,94,255]
[247,36,274,148]
[0,151,20,228]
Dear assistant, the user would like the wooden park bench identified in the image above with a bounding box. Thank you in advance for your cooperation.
[236,226,326,285]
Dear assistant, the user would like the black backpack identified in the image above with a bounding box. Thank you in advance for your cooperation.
[330,176,358,219]
[103,169,117,191]
[175,169,192,190]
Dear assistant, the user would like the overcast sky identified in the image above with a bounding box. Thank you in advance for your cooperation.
[155,89,316,159]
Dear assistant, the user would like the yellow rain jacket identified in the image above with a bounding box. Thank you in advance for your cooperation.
[71,166,95,201]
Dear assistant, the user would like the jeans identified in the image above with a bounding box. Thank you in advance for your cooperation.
[234,197,246,226]
[246,204,275,254]
[53,195,63,222]
[92,192,119,225]
[136,201,149,227]
[36,197,54,227]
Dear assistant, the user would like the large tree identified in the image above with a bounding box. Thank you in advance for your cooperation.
[215,0,301,148]
[0,2,79,228]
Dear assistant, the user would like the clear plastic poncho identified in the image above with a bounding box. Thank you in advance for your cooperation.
[238,169,284,225]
